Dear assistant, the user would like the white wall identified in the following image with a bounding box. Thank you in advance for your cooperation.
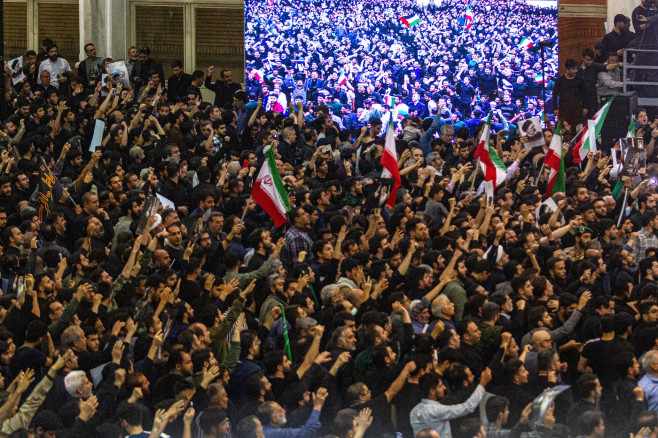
[608,0,639,33]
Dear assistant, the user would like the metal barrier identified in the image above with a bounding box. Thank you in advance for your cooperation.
[623,47,658,107]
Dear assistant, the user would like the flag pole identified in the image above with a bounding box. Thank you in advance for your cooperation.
[240,196,253,223]
[535,161,545,187]
[617,187,630,228]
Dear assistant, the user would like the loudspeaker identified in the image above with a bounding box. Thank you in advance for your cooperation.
[600,92,638,153]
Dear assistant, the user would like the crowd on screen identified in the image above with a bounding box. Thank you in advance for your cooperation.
[244,0,559,135]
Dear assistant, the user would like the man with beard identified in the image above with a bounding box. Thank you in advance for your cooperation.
[154,348,194,402]
[37,44,71,90]
[259,274,286,324]
[546,257,569,295]
[281,207,313,271]
[0,177,15,217]
[164,224,185,271]
[247,228,274,271]
[258,387,327,437]
[566,373,603,432]
[112,195,143,251]
[521,291,590,348]
[71,192,114,247]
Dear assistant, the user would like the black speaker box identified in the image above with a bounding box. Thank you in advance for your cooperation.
[600,92,638,153]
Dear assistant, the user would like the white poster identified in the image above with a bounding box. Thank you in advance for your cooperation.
[520,116,544,148]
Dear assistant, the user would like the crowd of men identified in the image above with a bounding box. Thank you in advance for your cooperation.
[0,2,658,436]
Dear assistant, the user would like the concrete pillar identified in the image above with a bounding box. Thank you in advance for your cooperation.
[79,0,128,63]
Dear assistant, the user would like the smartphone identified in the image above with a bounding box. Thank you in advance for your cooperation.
[273,133,278,139]
[243,160,249,169]
[321,145,332,153]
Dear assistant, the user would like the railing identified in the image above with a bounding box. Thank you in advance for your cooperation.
[623,47,658,107]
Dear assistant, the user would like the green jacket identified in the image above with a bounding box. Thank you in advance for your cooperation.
[259,294,286,324]
[223,256,278,290]
[209,297,244,364]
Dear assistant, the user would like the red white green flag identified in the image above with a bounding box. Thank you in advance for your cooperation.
[381,118,401,207]
[519,37,534,50]
[545,123,565,198]
[400,14,420,27]
[251,148,291,227]
[474,113,507,197]
[464,7,473,30]
[572,97,614,163]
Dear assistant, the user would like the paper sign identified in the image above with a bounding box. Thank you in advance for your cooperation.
[89,119,105,152]
[156,193,176,210]
[8,56,24,85]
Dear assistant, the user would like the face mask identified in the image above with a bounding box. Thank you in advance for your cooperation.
[625,206,632,216]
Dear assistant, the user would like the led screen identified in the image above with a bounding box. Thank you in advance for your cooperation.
[245,0,558,131]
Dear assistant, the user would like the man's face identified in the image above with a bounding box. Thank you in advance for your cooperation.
[172,66,182,77]
[516,365,529,384]
[85,45,96,58]
[48,46,58,61]
[552,261,567,279]
[223,71,233,83]
[0,183,10,197]
[129,48,138,60]
[179,352,193,376]
[583,56,594,67]
[466,322,481,344]
[87,334,100,352]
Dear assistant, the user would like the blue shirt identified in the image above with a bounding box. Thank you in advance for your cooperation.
[262,409,321,438]
[639,373,658,412]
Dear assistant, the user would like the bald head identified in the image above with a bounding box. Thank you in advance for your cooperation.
[531,329,551,349]
[154,249,171,267]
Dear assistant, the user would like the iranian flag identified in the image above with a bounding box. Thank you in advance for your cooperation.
[251,148,291,227]
[628,116,636,138]
[400,14,420,28]
[464,7,473,30]
[474,113,507,197]
[381,118,401,207]
[338,69,347,86]
[384,95,397,106]
[519,37,534,50]
[534,73,546,83]
[545,123,565,198]
[572,97,614,163]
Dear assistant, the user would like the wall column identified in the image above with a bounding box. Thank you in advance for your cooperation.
[79,0,127,61]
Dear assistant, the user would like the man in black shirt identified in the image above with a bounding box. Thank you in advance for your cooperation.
[552,58,586,129]
[602,14,636,58]
[578,48,622,114]
[167,60,193,103]
[206,66,242,110]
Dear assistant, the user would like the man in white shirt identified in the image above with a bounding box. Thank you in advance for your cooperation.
[38,44,71,90]
[410,367,492,438]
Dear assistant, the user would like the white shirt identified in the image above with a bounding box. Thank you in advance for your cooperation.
[410,385,485,438]
[38,57,72,89]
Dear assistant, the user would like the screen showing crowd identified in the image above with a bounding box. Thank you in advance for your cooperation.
[244,0,558,131]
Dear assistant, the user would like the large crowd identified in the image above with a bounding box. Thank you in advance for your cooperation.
[0,1,654,437]
[244,0,559,134]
